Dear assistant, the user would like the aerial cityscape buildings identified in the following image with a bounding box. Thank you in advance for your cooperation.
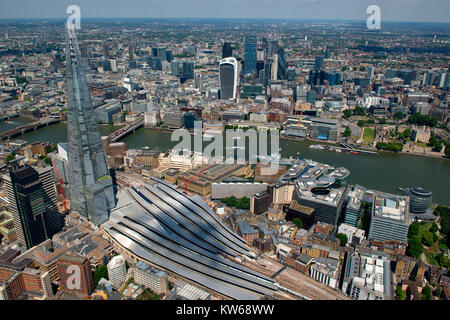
[0,1,448,305]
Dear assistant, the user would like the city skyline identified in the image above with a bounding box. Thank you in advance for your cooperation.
[0,0,449,23]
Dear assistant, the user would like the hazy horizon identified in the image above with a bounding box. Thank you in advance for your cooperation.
[1,0,449,23]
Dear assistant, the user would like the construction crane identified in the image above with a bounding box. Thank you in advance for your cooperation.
[289,95,303,126]
[49,154,68,215]
[182,166,209,196]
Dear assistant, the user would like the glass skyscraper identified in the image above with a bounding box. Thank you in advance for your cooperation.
[3,164,63,249]
[65,28,115,225]
[243,37,257,75]
[219,57,238,100]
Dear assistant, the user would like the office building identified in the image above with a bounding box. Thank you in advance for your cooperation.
[250,190,272,215]
[194,74,203,90]
[144,109,160,127]
[95,102,122,124]
[107,255,127,289]
[368,192,410,243]
[243,36,257,74]
[309,257,339,289]
[294,182,347,226]
[57,254,94,296]
[180,61,194,83]
[162,107,185,128]
[406,187,432,214]
[314,56,324,72]
[222,42,232,58]
[211,182,268,199]
[344,185,365,227]
[219,57,238,100]
[0,260,53,300]
[134,261,168,295]
[386,69,417,85]
[286,200,315,230]
[65,28,116,225]
[3,164,63,249]
[276,47,287,80]
[344,252,392,300]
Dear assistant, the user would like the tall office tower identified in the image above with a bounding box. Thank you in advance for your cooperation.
[180,61,194,83]
[276,47,287,80]
[156,47,167,62]
[243,36,257,75]
[368,66,375,80]
[102,42,110,59]
[271,54,278,80]
[3,164,63,249]
[263,61,272,87]
[265,40,279,58]
[166,50,173,62]
[107,255,127,289]
[57,254,94,296]
[128,43,134,61]
[65,28,115,225]
[219,57,238,100]
[222,42,232,58]
[80,44,88,59]
[422,71,435,87]
[194,73,203,90]
[171,61,181,76]
[437,71,447,88]
[314,56,324,72]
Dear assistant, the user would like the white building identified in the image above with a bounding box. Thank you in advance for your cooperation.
[309,257,339,289]
[144,109,160,127]
[134,261,168,295]
[107,255,127,289]
[337,223,365,245]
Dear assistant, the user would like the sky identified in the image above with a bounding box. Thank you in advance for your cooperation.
[1,0,449,23]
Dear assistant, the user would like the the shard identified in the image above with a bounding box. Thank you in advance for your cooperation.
[64,27,115,225]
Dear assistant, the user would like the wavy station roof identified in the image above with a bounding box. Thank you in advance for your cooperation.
[102,181,277,300]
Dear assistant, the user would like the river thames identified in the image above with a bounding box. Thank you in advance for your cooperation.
[2,118,450,206]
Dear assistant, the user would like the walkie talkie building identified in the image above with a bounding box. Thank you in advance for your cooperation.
[65,28,116,225]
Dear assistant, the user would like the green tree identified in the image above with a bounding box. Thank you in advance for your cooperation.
[436,287,442,298]
[93,265,108,287]
[343,126,352,138]
[357,120,365,127]
[430,223,438,234]
[408,221,420,238]
[336,233,348,246]
[343,109,352,119]
[422,285,432,300]
[292,218,303,229]
[422,231,434,247]
[407,236,424,259]
[396,285,406,300]
[393,112,406,120]
[5,152,16,165]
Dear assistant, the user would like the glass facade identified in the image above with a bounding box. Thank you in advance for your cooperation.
[65,29,116,225]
